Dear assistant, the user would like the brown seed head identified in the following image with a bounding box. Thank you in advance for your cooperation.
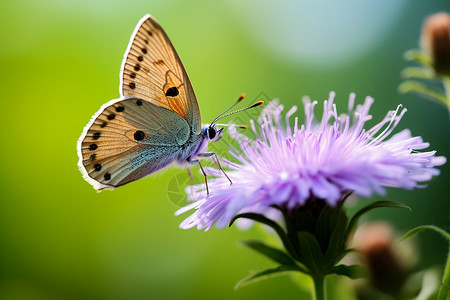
[354,223,408,296]
[421,12,450,75]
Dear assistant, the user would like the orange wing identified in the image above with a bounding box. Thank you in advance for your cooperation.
[119,14,201,135]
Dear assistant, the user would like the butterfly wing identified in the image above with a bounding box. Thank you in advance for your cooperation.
[120,14,202,135]
[77,96,191,190]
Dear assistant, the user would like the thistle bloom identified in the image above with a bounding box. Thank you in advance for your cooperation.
[176,92,446,230]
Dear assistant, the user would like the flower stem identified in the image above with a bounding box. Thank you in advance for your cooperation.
[437,245,450,300]
[312,275,325,300]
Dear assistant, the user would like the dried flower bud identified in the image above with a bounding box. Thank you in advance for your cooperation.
[421,12,450,76]
[354,223,408,296]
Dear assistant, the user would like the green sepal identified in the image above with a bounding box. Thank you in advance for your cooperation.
[315,205,340,252]
[399,225,450,242]
[328,264,366,279]
[346,201,411,240]
[241,239,307,273]
[297,231,324,275]
[293,208,316,234]
[230,213,300,261]
[235,265,302,289]
[323,208,348,267]
[314,204,348,268]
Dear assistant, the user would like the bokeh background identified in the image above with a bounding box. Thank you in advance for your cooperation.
[1,0,449,299]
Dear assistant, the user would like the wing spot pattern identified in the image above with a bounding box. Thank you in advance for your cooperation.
[165,87,179,97]
[104,173,111,180]
[93,132,101,140]
[89,144,98,150]
[154,59,164,66]
[141,48,147,54]
[116,106,125,112]
[136,100,143,106]
[130,72,136,79]
[89,154,96,161]
[101,121,107,128]
[134,64,141,71]
[134,130,145,141]
[129,82,136,89]
[107,114,116,120]
[94,163,102,171]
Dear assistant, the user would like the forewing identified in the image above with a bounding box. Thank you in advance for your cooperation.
[120,14,201,134]
[77,96,190,190]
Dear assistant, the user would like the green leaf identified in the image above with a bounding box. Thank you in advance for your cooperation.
[399,225,450,243]
[297,231,324,275]
[399,226,450,300]
[230,213,300,261]
[329,264,366,279]
[398,80,448,107]
[241,240,304,270]
[346,201,411,240]
[235,265,301,289]
[404,49,432,67]
[401,67,435,80]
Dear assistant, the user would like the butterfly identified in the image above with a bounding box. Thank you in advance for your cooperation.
[77,14,262,192]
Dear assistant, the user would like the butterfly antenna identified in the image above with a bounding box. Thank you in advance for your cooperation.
[212,101,264,124]
[214,123,249,129]
[211,94,246,125]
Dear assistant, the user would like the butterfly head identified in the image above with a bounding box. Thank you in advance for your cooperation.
[202,124,223,143]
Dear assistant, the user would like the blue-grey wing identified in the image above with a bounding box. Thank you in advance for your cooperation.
[77,96,191,190]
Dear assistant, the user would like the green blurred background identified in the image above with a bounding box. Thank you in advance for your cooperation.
[0,0,449,299]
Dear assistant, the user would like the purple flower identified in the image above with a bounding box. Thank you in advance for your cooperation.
[176,92,446,231]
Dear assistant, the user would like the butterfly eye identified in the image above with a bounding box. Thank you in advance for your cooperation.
[208,128,216,139]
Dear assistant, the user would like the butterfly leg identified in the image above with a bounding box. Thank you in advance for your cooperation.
[188,158,209,195]
[198,152,232,185]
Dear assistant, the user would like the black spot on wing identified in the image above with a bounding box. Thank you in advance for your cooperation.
[134,130,145,141]
[165,87,179,97]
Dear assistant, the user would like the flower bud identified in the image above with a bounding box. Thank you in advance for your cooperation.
[421,12,450,76]
[353,223,408,296]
